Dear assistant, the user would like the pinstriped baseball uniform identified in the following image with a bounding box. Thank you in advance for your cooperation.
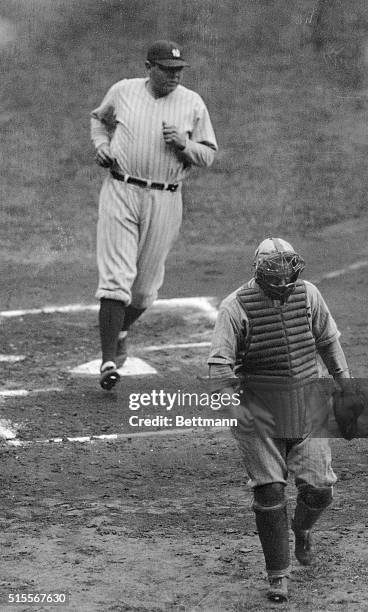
[91,78,217,308]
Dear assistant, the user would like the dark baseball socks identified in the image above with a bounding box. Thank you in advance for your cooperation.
[99,300,146,366]
[121,305,146,331]
[99,298,126,365]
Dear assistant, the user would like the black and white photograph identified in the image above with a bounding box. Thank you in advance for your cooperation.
[1,0,368,609]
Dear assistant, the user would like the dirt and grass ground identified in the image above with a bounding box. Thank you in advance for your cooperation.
[1,1,368,611]
[1,217,368,612]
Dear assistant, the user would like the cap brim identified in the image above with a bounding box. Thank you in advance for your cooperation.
[155,59,190,67]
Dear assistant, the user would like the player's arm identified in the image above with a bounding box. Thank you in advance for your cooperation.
[178,138,217,167]
[307,282,351,389]
[207,299,246,394]
[318,340,351,391]
[90,84,117,166]
[163,100,218,167]
[162,124,216,167]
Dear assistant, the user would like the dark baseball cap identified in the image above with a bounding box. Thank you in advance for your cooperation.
[146,40,189,67]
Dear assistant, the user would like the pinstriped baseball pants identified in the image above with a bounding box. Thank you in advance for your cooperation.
[96,175,182,308]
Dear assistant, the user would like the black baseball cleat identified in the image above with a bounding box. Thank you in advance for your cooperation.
[267,576,289,603]
[100,361,120,391]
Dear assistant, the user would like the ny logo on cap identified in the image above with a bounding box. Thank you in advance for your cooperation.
[172,48,180,57]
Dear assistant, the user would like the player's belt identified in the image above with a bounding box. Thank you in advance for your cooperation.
[110,167,179,192]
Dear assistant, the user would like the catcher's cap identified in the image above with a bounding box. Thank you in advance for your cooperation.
[253,237,305,303]
[146,40,189,68]
[255,237,295,263]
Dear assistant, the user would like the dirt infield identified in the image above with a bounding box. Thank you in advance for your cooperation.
[0,219,368,611]
[1,434,368,611]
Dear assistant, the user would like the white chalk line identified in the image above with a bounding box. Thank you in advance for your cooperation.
[311,259,368,284]
[143,341,211,352]
[4,426,228,447]
[0,387,62,398]
[0,354,26,363]
[0,296,218,320]
[0,303,98,318]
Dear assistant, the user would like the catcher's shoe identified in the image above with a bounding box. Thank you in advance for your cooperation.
[116,333,128,369]
[267,577,288,603]
[292,525,314,566]
[100,361,120,391]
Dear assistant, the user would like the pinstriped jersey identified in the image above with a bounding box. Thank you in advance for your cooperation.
[91,78,218,183]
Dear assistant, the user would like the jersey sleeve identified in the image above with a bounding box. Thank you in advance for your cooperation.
[317,338,349,376]
[305,281,340,347]
[180,96,218,167]
[191,98,218,150]
[90,83,119,148]
[207,293,248,368]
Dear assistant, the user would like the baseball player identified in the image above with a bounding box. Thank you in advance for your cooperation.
[208,237,351,602]
[91,40,217,389]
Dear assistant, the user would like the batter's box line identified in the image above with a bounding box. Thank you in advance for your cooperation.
[0,387,63,398]
[0,296,218,320]
[4,426,228,447]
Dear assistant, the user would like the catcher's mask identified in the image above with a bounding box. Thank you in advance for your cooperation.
[254,237,305,304]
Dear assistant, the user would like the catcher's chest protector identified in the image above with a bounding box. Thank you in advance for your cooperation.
[236,280,318,379]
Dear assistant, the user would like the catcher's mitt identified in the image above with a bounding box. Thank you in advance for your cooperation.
[332,388,365,440]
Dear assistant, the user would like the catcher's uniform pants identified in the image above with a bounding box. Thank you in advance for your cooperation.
[231,429,337,489]
[96,175,182,309]
[230,382,337,489]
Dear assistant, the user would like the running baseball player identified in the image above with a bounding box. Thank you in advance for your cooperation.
[208,238,351,603]
[91,40,218,389]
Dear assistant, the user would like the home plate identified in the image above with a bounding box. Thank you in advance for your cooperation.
[70,357,157,377]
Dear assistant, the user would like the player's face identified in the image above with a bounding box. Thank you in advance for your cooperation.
[148,63,184,96]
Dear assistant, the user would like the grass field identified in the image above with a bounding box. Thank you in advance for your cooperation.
[1,0,368,270]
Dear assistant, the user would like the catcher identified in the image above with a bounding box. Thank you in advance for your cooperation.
[208,237,356,603]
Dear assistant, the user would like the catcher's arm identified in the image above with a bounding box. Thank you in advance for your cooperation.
[208,363,240,393]
[207,364,241,413]
[317,336,349,382]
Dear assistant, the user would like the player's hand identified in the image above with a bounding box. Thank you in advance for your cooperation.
[162,122,187,150]
[95,143,114,167]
